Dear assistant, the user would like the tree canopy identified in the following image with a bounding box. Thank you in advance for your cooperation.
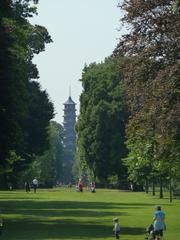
[76,58,129,186]
[113,0,180,197]
[0,0,54,189]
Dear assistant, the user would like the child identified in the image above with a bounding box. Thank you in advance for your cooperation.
[145,224,155,239]
[113,217,120,239]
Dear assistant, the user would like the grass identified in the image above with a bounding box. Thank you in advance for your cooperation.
[0,188,179,240]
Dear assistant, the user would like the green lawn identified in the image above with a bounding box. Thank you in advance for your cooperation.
[0,188,179,240]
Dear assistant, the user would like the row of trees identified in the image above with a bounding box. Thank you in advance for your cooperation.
[115,0,180,200]
[24,120,77,187]
[76,0,180,198]
[0,0,54,189]
[21,121,66,188]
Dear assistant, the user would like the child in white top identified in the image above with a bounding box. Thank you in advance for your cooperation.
[113,217,120,239]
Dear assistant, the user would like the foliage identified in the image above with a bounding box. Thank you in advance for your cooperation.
[20,121,64,187]
[114,0,180,190]
[76,58,129,185]
[115,0,180,66]
[0,0,54,189]
[62,149,75,184]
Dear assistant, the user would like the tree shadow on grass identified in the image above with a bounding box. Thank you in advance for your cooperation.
[0,199,156,211]
[3,219,145,240]
[9,209,129,218]
[0,198,148,239]
[0,199,156,222]
[0,199,159,222]
[121,227,145,235]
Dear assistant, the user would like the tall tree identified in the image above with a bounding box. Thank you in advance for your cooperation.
[0,0,54,189]
[114,0,180,197]
[76,58,129,186]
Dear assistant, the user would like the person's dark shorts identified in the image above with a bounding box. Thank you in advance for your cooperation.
[154,229,163,236]
[115,231,120,239]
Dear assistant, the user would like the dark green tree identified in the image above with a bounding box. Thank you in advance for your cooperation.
[76,58,129,186]
[20,121,64,188]
[0,0,54,189]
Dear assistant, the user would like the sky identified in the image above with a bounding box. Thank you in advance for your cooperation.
[31,0,122,124]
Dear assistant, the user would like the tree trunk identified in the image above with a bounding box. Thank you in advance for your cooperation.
[0,172,8,190]
[152,180,155,196]
[145,178,149,193]
[159,176,163,199]
[169,176,172,203]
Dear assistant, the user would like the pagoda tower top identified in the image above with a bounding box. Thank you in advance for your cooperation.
[63,96,76,105]
[63,86,76,105]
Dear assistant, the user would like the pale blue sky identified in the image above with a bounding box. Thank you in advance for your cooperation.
[31,0,122,124]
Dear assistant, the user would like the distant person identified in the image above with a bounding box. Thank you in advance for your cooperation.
[32,177,38,193]
[25,181,31,193]
[78,178,83,192]
[8,183,13,191]
[90,181,96,193]
[113,217,120,239]
[0,209,3,236]
[153,205,166,240]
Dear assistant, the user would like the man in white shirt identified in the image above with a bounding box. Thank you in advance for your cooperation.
[32,178,38,193]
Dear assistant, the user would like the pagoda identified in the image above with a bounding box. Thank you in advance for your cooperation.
[63,94,76,154]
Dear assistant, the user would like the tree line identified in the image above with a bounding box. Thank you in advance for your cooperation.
[0,0,80,189]
[76,0,180,200]
[0,0,55,189]
[0,0,179,197]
